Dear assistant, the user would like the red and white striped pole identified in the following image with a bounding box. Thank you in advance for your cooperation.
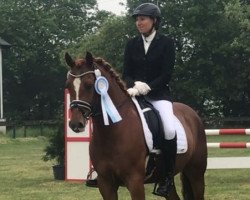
[205,129,250,136]
[207,142,250,148]
[206,129,250,148]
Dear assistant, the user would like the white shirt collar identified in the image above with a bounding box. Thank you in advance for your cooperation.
[142,31,156,43]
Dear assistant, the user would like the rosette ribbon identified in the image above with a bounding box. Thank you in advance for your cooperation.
[94,70,122,125]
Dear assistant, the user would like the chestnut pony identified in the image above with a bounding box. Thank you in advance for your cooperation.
[65,52,207,200]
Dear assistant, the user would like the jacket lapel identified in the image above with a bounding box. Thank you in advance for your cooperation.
[135,36,145,55]
[146,33,160,54]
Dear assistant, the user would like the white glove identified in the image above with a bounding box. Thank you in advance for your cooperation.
[127,88,139,97]
[134,81,151,95]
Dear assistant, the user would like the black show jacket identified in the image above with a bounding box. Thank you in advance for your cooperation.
[122,32,175,100]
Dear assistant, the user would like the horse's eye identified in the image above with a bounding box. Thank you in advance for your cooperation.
[84,83,93,90]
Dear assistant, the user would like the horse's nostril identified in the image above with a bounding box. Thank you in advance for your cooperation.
[78,122,85,129]
[69,121,85,133]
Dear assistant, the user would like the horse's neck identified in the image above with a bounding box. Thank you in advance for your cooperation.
[109,82,128,106]
[92,80,131,127]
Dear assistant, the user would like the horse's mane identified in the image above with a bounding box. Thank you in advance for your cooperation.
[94,57,128,92]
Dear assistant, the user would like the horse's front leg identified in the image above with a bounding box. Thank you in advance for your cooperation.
[97,175,119,200]
[126,173,145,200]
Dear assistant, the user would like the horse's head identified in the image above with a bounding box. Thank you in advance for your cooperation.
[65,52,128,132]
[65,52,97,132]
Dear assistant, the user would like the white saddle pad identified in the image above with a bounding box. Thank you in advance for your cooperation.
[131,97,187,154]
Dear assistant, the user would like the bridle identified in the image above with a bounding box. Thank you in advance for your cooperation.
[67,69,99,120]
[67,65,126,124]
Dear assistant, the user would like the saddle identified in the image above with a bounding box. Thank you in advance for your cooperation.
[136,96,165,181]
[136,96,165,150]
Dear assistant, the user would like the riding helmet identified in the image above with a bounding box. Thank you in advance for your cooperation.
[132,3,161,29]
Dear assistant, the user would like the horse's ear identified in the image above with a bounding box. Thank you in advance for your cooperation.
[65,52,74,68]
[85,51,93,66]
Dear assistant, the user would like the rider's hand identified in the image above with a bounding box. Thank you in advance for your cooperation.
[127,88,139,97]
[134,81,151,95]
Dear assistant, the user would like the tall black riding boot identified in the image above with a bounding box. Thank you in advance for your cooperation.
[154,136,177,197]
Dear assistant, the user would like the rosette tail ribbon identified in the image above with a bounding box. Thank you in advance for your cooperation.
[94,69,122,125]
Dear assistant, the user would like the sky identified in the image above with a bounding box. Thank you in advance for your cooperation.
[97,0,127,15]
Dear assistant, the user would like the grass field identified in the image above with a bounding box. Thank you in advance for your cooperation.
[0,135,250,200]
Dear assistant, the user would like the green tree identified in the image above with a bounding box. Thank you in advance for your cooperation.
[170,0,250,117]
[68,16,135,72]
[3,0,247,121]
[217,0,250,116]
[0,0,104,120]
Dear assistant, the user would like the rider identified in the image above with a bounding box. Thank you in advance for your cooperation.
[122,3,177,197]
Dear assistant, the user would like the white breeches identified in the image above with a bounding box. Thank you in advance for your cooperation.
[148,99,176,140]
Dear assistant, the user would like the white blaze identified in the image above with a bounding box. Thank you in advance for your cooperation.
[73,78,81,100]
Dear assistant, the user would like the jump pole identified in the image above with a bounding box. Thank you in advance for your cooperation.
[206,128,250,168]
[206,129,250,148]
[205,129,250,135]
[207,142,250,148]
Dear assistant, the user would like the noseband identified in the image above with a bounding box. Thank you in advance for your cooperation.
[70,100,92,119]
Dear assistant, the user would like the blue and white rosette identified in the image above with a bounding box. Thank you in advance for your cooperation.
[94,75,122,125]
